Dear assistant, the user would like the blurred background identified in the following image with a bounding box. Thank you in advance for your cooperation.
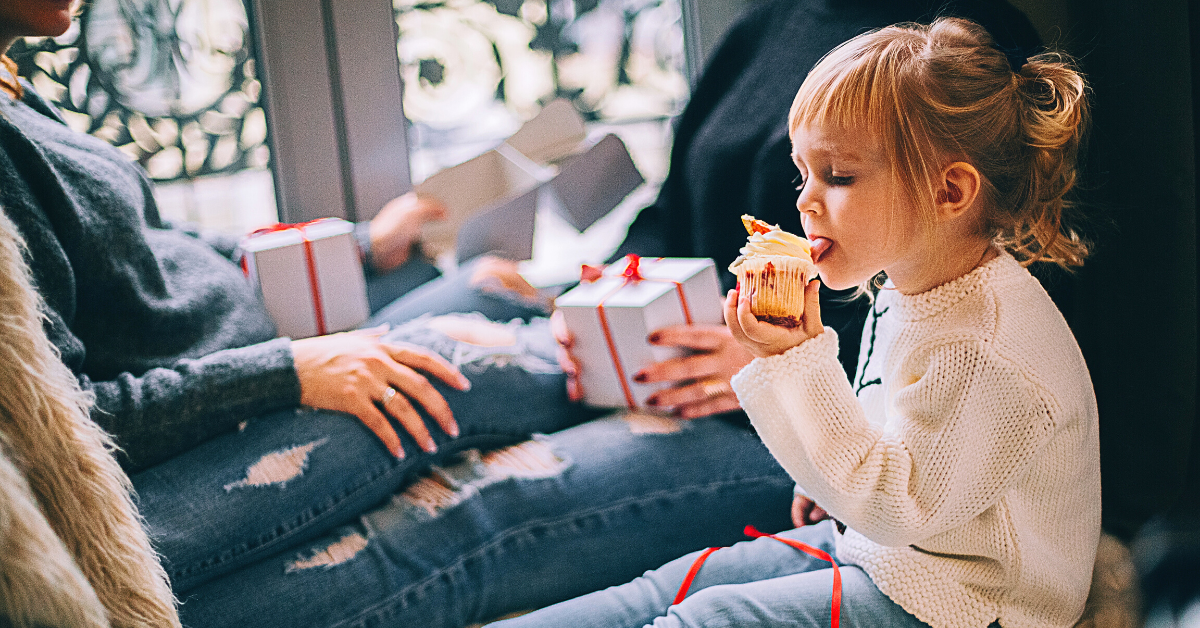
[9,0,1197,622]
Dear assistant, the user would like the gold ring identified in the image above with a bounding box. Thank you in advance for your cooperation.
[701,379,731,400]
[382,386,398,405]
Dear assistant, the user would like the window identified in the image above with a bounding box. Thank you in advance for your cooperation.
[393,0,689,183]
[9,0,277,234]
[12,0,702,275]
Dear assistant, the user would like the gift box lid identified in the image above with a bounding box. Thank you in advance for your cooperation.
[240,218,355,252]
[555,257,719,309]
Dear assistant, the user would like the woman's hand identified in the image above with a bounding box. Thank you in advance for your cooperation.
[292,329,470,458]
[468,256,551,308]
[633,323,754,419]
[368,193,447,272]
[792,493,830,528]
[551,311,755,419]
[550,310,585,402]
[724,279,823,358]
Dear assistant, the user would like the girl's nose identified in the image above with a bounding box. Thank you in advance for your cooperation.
[796,190,821,216]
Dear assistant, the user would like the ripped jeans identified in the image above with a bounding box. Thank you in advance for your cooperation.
[133,278,794,627]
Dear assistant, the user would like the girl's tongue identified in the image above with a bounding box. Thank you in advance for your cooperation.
[810,237,833,263]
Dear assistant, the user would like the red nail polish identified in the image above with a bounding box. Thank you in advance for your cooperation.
[633,372,648,383]
[646,396,659,407]
[647,332,661,344]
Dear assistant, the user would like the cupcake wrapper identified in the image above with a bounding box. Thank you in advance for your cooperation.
[737,257,813,327]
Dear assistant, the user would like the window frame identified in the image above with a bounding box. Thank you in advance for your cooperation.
[249,0,733,224]
[249,0,413,223]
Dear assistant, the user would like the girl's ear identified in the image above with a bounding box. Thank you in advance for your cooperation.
[935,162,982,221]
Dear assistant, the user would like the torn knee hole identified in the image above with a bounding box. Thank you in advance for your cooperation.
[286,533,368,572]
[480,440,565,476]
[426,315,518,347]
[399,440,567,517]
[224,438,328,491]
[623,411,683,435]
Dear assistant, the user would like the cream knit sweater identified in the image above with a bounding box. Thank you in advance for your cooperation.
[731,252,1101,628]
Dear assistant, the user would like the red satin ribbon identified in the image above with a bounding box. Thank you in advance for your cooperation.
[245,218,337,336]
[672,525,842,628]
[583,255,695,409]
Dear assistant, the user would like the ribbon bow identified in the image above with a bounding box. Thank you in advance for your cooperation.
[248,217,339,237]
[581,254,645,284]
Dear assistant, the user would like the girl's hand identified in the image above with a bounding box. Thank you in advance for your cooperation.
[633,323,754,419]
[292,329,470,458]
[368,193,447,272]
[724,279,823,358]
[792,493,830,528]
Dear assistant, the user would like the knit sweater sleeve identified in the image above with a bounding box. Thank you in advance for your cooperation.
[731,329,1055,547]
[38,301,301,472]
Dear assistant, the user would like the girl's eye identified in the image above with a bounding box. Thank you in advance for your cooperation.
[792,173,806,191]
[828,174,853,186]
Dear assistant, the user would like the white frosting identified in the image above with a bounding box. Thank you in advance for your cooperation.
[729,229,813,272]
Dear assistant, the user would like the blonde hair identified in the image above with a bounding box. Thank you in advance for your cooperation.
[789,17,1090,269]
[1,55,22,100]
[0,209,180,627]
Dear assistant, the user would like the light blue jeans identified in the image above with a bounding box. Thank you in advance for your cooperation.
[133,272,795,627]
[490,520,930,628]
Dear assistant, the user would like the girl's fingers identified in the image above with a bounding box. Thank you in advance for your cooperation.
[792,494,811,528]
[724,290,749,342]
[565,372,584,402]
[803,279,823,337]
[736,291,773,345]
[809,504,829,525]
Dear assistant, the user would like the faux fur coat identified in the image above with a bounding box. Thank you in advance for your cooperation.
[0,210,179,627]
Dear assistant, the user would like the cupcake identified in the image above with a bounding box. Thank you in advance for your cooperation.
[728,215,818,328]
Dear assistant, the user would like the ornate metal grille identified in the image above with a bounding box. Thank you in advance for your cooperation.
[8,0,269,183]
[395,0,688,173]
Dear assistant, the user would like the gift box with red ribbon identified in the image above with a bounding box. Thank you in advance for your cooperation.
[240,218,369,339]
[555,255,724,409]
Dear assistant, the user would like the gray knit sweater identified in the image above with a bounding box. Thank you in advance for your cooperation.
[0,85,300,472]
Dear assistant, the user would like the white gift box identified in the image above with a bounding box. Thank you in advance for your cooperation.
[555,256,724,409]
[240,218,369,339]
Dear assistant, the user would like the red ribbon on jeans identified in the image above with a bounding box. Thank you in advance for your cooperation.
[672,525,842,628]
[245,218,338,336]
[582,255,695,409]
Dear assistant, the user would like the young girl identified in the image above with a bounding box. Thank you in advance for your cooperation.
[489,16,1099,628]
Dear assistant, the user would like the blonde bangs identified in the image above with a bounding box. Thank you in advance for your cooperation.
[788,29,917,140]
[788,27,940,220]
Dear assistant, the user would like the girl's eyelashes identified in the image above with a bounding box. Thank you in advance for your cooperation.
[828,174,854,186]
[792,173,806,191]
